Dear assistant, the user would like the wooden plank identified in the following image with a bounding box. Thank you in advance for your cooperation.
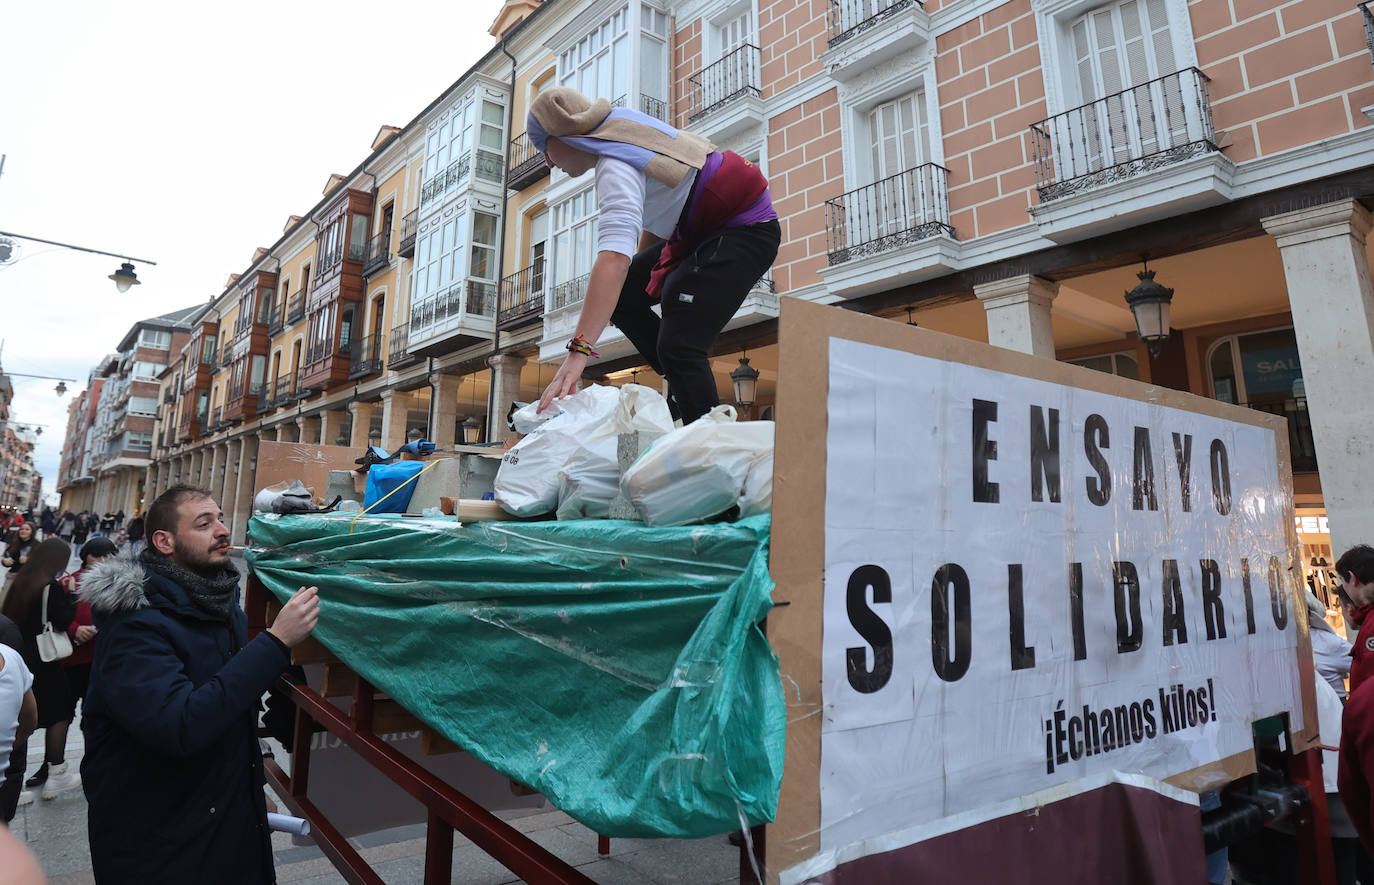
[372,699,424,735]
[290,635,338,666]
[322,663,357,698]
[421,730,460,756]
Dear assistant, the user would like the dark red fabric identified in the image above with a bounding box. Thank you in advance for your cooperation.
[1341,677,1374,854]
[1350,606,1374,694]
[645,151,768,299]
[60,571,95,667]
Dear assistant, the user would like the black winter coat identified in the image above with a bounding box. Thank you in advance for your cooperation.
[79,556,289,884]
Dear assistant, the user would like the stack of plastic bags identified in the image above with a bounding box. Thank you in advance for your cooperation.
[494,384,773,525]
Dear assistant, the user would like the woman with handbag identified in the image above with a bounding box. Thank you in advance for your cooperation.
[24,537,113,792]
[0,538,77,802]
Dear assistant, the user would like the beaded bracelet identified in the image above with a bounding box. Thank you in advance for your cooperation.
[566,334,599,358]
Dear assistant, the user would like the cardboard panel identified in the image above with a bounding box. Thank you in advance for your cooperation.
[766,299,1314,883]
[255,440,362,505]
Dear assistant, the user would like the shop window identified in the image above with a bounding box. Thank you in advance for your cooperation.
[1069,351,1139,381]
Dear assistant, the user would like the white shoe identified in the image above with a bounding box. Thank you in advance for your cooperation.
[40,762,80,799]
[16,790,33,806]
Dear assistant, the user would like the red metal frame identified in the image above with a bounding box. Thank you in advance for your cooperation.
[1287,746,1338,885]
[247,574,599,885]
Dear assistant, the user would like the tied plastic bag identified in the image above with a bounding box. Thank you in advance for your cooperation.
[556,384,675,520]
[495,385,621,516]
[621,405,775,526]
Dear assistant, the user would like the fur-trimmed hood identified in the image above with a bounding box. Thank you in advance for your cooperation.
[79,552,149,614]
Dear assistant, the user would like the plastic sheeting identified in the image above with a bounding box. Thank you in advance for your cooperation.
[246,512,785,838]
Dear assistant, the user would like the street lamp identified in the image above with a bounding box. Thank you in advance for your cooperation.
[0,230,156,294]
[1123,257,1175,359]
[730,355,760,420]
[1,372,75,397]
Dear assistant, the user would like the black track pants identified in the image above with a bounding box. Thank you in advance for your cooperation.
[610,220,780,423]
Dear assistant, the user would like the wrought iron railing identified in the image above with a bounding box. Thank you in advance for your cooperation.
[348,331,384,379]
[498,260,546,326]
[388,323,418,367]
[249,382,269,409]
[825,163,953,265]
[1029,67,1217,203]
[1246,397,1318,473]
[268,301,283,335]
[1362,2,1374,65]
[398,209,418,257]
[507,132,548,187]
[828,0,923,47]
[272,373,293,406]
[211,406,223,430]
[420,154,472,206]
[294,366,311,399]
[361,229,391,277]
[688,45,761,121]
[163,388,176,404]
[286,291,306,324]
[550,272,591,311]
[640,94,668,120]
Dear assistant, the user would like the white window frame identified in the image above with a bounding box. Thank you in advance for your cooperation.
[139,329,172,349]
[1033,0,1200,120]
[838,51,944,194]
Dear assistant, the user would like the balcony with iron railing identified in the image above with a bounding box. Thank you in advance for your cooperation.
[507,131,551,191]
[347,331,384,380]
[361,229,391,278]
[388,323,420,369]
[211,406,223,432]
[687,45,761,128]
[272,373,293,407]
[1029,68,1219,204]
[828,0,923,46]
[406,279,497,358]
[825,163,953,266]
[1362,2,1374,66]
[498,260,546,330]
[1245,397,1318,474]
[609,93,670,120]
[286,291,306,325]
[398,209,419,258]
[267,301,283,335]
[254,382,272,414]
[294,366,314,400]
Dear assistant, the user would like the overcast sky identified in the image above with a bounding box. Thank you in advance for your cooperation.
[1,0,509,503]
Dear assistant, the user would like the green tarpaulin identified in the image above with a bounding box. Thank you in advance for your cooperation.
[246,512,785,838]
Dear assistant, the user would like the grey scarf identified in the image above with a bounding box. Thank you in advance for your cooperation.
[140,548,240,621]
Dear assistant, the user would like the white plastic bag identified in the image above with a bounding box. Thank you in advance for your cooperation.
[621,405,775,526]
[494,385,621,516]
[556,384,674,520]
[508,400,562,435]
[738,448,773,518]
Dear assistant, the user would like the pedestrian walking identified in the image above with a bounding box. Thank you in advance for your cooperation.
[529,87,779,423]
[57,511,74,543]
[71,512,90,548]
[22,537,113,795]
[1,522,37,609]
[0,538,78,805]
[80,485,319,883]
[114,509,125,531]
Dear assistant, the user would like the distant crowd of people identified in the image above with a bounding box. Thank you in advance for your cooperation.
[0,504,146,824]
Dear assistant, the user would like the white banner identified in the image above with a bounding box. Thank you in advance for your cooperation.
[820,338,1303,852]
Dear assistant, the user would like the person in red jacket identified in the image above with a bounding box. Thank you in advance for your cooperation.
[1337,543,1374,855]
